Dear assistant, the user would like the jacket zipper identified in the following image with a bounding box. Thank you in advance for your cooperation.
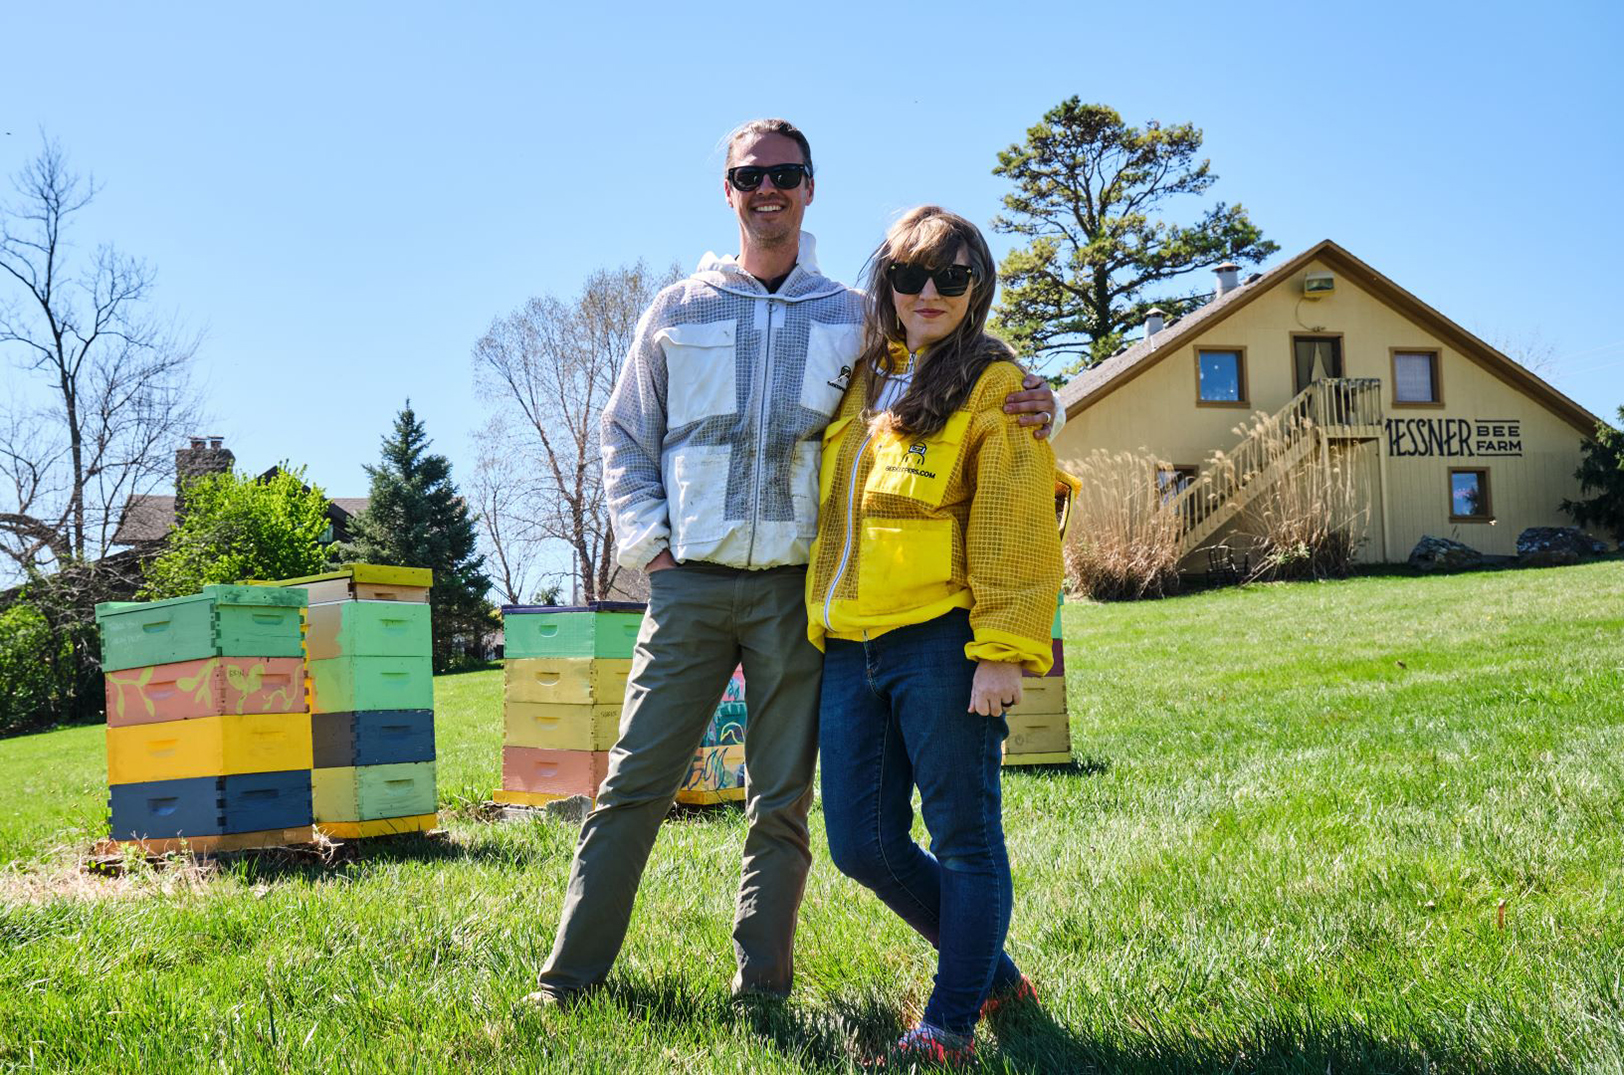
[822,424,873,631]
[822,349,916,630]
[746,295,778,567]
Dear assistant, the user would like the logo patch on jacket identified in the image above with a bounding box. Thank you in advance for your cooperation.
[826,364,852,391]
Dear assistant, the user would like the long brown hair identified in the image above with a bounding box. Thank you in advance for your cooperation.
[859,206,1012,438]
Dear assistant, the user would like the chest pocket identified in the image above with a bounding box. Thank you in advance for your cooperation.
[802,321,861,418]
[658,321,737,429]
[862,412,972,508]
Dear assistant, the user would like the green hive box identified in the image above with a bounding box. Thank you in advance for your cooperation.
[95,586,307,673]
[502,602,645,659]
[305,601,431,661]
[312,761,437,822]
[306,656,434,714]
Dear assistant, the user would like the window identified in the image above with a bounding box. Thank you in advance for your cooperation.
[1157,465,1198,502]
[1293,335,1344,393]
[1196,348,1247,404]
[1392,350,1441,405]
[1449,469,1492,520]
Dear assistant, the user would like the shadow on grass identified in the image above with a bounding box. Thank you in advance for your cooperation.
[162,827,571,886]
[558,973,1567,1074]
[1004,756,1111,780]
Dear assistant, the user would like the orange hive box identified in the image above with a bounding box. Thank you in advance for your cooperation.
[104,657,306,727]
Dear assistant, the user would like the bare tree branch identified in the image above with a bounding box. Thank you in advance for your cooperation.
[0,137,202,581]
[472,262,677,604]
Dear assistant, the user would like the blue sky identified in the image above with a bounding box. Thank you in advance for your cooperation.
[3,3,1620,564]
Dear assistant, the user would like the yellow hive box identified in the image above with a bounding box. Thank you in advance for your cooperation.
[1004,712,1070,756]
[107,712,313,784]
[1003,751,1073,767]
[493,788,573,807]
[315,813,438,839]
[504,658,631,706]
[504,702,622,752]
[1006,677,1065,715]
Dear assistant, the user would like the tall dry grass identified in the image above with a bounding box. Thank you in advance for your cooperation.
[1065,449,1183,600]
[1213,410,1370,581]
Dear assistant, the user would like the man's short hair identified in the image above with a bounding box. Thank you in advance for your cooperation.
[725,118,813,174]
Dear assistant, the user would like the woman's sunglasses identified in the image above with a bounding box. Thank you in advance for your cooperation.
[888,262,976,298]
[727,163,811,192]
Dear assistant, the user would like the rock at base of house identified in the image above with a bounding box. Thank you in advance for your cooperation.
[1408,536,1484,573]
[1516,527,1610,567]
[542,794,594,825]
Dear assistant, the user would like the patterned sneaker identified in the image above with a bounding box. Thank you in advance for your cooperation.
[980,974,1038,1022]
[889,1022,976,1066]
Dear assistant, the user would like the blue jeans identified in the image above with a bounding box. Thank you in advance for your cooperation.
[819,609,1022,1035]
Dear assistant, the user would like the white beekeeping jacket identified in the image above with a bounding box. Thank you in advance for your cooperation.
[601,232,866,570]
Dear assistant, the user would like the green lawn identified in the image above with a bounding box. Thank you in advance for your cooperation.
[2,563,1622,1073]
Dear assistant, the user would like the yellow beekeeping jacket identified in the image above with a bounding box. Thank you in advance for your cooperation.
[805,346,1063,674]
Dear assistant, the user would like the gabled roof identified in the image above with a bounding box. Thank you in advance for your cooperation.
[1058,239,1601,435]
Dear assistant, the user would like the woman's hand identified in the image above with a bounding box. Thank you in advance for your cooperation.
[1002,373,1059,440]
[969,660,1023,716]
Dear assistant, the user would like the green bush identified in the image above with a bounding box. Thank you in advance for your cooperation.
[0,597,96,736]
[141,465,332,599]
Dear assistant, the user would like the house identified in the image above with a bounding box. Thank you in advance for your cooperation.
[112,437,368,550]
[1050,240,1604,565]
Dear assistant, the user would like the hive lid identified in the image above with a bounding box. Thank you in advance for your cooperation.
[242,564,433,588]
[501,601,647,615]
[95,584,308,621]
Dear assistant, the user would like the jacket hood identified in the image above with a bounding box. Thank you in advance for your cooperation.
[693,232,847,302]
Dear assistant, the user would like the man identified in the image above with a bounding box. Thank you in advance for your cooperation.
[528,118,1060,1005]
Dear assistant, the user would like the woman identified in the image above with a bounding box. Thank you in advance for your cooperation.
[806,206,1064,1063]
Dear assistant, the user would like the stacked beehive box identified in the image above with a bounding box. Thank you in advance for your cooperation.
[496,602,747,807]
[1003,592,1071,766]
[271,565,438,838]
[97,585,315,852]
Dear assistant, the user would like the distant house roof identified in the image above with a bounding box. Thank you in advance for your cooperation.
[1057,239,1600,435]
[111,495,179,545]
[329,498,370,518]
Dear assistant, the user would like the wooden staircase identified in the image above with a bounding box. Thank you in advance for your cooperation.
[1167,378,1383,557]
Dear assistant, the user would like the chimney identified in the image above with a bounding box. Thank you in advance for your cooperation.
[175,435,234,516]
[1144,307,1166,338]
[1213,261,1240,300]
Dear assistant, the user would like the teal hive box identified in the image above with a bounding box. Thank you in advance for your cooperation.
[95,585,307,673]
[306,656,434,714]
[502,602,644,659]
[305,600,431,661]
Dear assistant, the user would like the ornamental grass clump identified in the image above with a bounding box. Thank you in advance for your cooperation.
[1064,449,1183,600]
[1225,411,1370,581]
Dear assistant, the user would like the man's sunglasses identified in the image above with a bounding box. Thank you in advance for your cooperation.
[888,262,976,298]
[727,163,812,192]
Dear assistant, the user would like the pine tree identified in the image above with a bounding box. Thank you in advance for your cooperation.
[337,403,493,671]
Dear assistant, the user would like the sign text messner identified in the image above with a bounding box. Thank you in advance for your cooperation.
[1386,417,1523,458]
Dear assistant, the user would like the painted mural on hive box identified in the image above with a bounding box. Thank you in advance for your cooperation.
[702,665,746,747]
[104,657,306,726]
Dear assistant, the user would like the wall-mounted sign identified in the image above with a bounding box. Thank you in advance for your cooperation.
[1386,418,1523,458]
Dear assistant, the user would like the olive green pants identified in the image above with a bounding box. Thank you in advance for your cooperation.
[535,562,821,999]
